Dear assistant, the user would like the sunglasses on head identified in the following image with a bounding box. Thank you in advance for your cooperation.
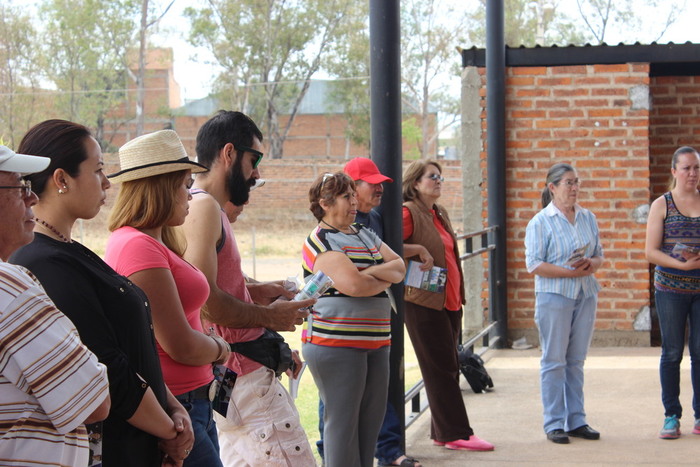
[321,172,334,189]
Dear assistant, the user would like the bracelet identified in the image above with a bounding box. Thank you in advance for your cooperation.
[209,333,229,364]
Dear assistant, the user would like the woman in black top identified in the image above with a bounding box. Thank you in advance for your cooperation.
[10,120,194,466]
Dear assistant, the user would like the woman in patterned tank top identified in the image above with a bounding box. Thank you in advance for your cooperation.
[645,146,700,440]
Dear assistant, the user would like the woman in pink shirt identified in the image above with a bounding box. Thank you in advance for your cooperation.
[105,130,230,467]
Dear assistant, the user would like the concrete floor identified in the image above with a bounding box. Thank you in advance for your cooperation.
[402,347,698,466]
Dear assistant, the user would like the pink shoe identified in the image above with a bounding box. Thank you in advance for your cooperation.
[444,435,494,451]
[432,440,445,446]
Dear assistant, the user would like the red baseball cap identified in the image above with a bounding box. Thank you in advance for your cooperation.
[343,157,393,184]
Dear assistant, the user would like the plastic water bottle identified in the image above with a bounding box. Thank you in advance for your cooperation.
[283,276,299,293]
[294,271,334,301]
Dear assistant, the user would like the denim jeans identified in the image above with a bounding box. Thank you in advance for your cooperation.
[317,398,403,465]
[176,392,223,467]
[655,290,700,420]
[535,291,597,434]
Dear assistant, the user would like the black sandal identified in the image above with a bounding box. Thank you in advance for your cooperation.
[378,456,421,467]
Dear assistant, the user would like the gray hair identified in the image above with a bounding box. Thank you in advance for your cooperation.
[541,163,575,208]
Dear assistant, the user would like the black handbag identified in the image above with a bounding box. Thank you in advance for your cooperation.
[458,345,494,393]
[229,328,293,377]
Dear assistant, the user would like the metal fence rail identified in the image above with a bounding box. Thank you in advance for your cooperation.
[404,225,500,428]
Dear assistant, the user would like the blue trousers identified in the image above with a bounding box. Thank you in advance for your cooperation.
[317,398,403,465]
[175,391,223,467]
[535,291,597,434]
[655,290,700,419]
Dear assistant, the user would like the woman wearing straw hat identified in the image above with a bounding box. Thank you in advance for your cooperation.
[104,130,230,467]
[11,120,194,466]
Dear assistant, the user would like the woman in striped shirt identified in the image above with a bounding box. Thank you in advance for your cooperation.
[525,162,603,445]
[301,172,405,467]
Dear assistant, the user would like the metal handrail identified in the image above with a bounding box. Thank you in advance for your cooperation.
[404,225,500,428]
[458,225,497,261]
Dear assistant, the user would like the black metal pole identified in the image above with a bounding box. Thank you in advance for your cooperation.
[486,0,508,347]
[369,0,405,447]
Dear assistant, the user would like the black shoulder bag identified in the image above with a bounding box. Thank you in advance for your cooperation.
[229,329,294,377]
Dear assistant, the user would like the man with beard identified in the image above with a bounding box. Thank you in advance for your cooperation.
[183,111,316,466]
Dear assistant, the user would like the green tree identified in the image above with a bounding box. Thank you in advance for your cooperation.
[323,5,371,150]
[401,117,423,160]
[132,0,175,136]
[575,0,686,44]
[40,0,141,147]
[185,0,363,159]
[401,0,468,159]
[463,0,687,47]
[326,0,467,158]
[464,0,586,47]
[0,5,43,147]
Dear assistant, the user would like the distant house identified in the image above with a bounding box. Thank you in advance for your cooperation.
[172,80,438,159]
[103,48,438,159]
[171,80,368,159]
[104,48,181,149]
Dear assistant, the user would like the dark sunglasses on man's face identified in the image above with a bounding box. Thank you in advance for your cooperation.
[236,145,264,169]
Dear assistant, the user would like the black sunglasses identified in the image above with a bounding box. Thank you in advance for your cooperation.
[236,145,264,168]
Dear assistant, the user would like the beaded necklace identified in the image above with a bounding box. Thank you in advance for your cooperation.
[35,218,72,243]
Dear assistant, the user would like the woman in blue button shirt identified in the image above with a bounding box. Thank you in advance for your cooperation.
[525,162,603,445]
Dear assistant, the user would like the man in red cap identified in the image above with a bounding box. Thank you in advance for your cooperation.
[343,156,393,238]
[315,157,421,467]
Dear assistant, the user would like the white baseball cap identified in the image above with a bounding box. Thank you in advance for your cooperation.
[0,146,50,175]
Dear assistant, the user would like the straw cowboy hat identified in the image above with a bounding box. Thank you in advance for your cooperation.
[108,130,207,183]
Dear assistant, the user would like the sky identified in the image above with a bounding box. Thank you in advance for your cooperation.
[158,0,700,104]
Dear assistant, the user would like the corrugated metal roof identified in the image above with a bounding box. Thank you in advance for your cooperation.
[176,80,347,116]
[461,41,700,74]
[176,79,437,116]
[297,80,346,114]
[177,97,219,117]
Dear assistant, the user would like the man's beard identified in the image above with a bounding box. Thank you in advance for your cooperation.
[227,158,256,206]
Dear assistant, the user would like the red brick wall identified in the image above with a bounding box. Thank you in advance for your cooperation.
[479,64,652,338]
[649,75,700,199]
[100,155,464,226]
[222,158,464,222]
[171,113,438,161]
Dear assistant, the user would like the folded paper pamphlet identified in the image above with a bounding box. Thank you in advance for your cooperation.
[565,243,589,267]
[404,260,447,293]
